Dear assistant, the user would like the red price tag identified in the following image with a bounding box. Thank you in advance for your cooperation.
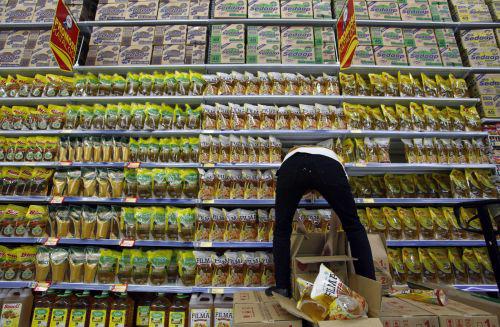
[50,196,64,204]
[34,282,51,292]
[44,237,60,246]
[127,162,140,168]
[111,284,128,293]
[120,239,135,247]
[60,161,73,166]
[124,197,138,203]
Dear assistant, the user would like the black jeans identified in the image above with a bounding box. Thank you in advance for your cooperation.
[273,153,376,290]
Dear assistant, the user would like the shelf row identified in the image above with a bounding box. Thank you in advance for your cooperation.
[0,95,480,106]
[0,281,495,293]
[0,237,495,248]
[0,196,494,206]
[0,18,499,29]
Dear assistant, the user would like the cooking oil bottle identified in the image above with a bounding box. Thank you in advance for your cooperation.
[213,294,233,327]
[30,290,54,327]
[0,288,34,327]
[49,290,72,327]
[69,291,91,327]
[135,294,153,327]
[109,292,134,327]
[189,293,213,327]
[168,294,189,327]
[89,291,111,327]
[149,293,171,327]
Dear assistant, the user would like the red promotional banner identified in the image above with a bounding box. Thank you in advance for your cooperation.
[50,0,79,71]
[337,0,359,69]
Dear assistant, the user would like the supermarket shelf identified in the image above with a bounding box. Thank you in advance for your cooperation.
[0,96,203,106]
[0,162,202,169]
[0,129,488,139]
[453,285,498,292]
[482,118,500,124]
[0,196,199,205]
[386,240,499,247]
[346,163,496,174]
[341,96,479,106]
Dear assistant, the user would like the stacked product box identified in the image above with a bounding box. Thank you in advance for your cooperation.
[449,0,494,21]
[209,24,246,63]
[95,0,209,20]
[247,26,281,64]
[1,0,85,22]
[213,0,334,18]
[281,26,316,64]
[460,29,500,68]
[152,25,208,64]
[0,29,57,67]
[471,74,500,118]
[314,26,338,63]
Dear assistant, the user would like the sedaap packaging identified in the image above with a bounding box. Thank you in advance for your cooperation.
[152,45,186,65]
[29,47,57,67]
[368,1,401,20]
[126,1,159,20]
[281,0,314,18]
[4,4,36,22]
[213,0,247,18]
[471,74,500,95]
[187,26,207,45]
[407,46,442,66]
[119,45,153,65]
[154,25,187,45]
[313,0,333,18]
[373,46,408,66]
[315,43,337,64]
[189,0,210,19]
[454,4,492,22]
[440,46,463,66]
[247,44,281,64]
[122,26,155,46]
[480,95,500,118]
[460,29,496,48]
[434,28,457,47]
[247,26,281,45]
[467,47,500,67]
[90,27,124,45]
[281,44,316,64]
[352,46,375,65]
[3,30,31,49]
[157,0,189,19]
[313,27,336,45]
[399,1,432,20]
[211,42,245,64]
[354,0,369,19]
[33,4,57,22]
[357,26,372,45]
[430,2,453,21]
[403,28,437,47]
[95,3,126,20]
[185,44,206,64]
[85,45,120,66]
[281,26,314,46]
[212,24,245,43]
[248,0,281,18]
[371,27,404,46]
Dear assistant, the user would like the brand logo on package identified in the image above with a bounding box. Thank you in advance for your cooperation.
[337,0,359,69]
[50,0,80,72]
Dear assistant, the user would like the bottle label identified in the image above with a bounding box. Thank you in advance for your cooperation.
[149,310,165,327]
[168,311,186,327]
[89,309,108,327]
[214,308,233,327]
[31,307,50,327]
[136,305,150,326]
[50,308,69,327]
[109,310,126,327]
[190,308,212,327]
[69,309,87,327]
[0,303,22,327]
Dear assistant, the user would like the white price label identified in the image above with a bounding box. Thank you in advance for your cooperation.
[211,288,224,294]
[34,282,51,292]
[198,242,213,248]
[60,161,73,166]
[111,284,128,293]
[124,197,138,203]
[363,198,375,204]
[50,196,64,204]
[120,239,135,247]
[44,237,60,246]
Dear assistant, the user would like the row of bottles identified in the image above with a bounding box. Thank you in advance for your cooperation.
[29,290,233,327]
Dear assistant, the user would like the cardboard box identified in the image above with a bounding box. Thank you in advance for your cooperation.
[440,46,463,66]
[122,26,155,46]
[380,297,439,327]
[247,26,281,45]
[119,45,152,65]
[35,30,51,48]
[157,1,189,19]
[371,27,404,46]
[314,27,336,45]
[90,27,124,45]
[211,24,245,43]
[210,41,245,63]
[460,29,497,48]
[407,46,442,66]
[33,4,56,22]
[4,4,35,22]
[185,44,206,64]
[373,46,408,65]
[472,74,500,95]
[154,25,187,45]
[187,26,207,45]
[126,1,158,19]
[213,0,247,18]
[0,48,26,67]
[151,44,186,64]
[86,45,120,66]
[281,26,314,46]
[248,0,280,18]
[403,28,437,47]
[400,299,499,327]
[352,45,375,65]
[247,43,281,63]
[3,30,32,49]
[29,47,57,66]
[481,94,500,118]
[189,0,210,19]
[315,43,337,64]
[430,2,453,21]
[281,0,314,18]
[368,1,401,20]
[234,296,302,326]
[313,0,333,18]
[95,3,126,20]
[435,28,457,47]
[354,0,369,19]
[234,291,278,305]
[281,44,315,64]
[399,1,432,20]
[454,3,492,22]
[368,234,392,294]
[467,47,500,67]
[357,26,371,45]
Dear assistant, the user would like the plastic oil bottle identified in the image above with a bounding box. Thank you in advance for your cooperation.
[69,291,91,327]
[213,294,233,327]
[189,293,213,327]
[49,290,72,327]
[168,294,189,327]
[30,290,54,327]
[109,292,134,327]
[0,289,11,321]
[89,291,111,327]
[148,293,171,327]
[135,293,153,327]
[0,288,34,327]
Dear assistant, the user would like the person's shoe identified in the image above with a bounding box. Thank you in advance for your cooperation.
[265,286,291,298]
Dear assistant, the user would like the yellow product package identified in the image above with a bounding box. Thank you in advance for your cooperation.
[448,247,468,284]
[428,247,454,284]
[421,74,438,97]
[368,73,386,96]
[383,207,402,240]
[391,289,447,306]
[473,247,494,284]
[462,248,483,284]
[435,75,453,98]
[402,247,422,283]
[367,207,387,235]
[418,247,438,283]
[398,71,413,97]
[398,207,418,240]
[414,207,434,240]
[387,248,407,285]
[296,277,327,322]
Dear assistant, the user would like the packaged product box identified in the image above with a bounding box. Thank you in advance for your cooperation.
[86,45,120,66]
[248,0,281,18]
[119,45,153,65]
[281,44,315,64]
[380,297,439,327]
[126,1,159,20]
[247,26,281,45]
[440,45,463,66]
[211,24,245,43]
[0,48,26,66]
[315,42,337,64]
[4,4,36,22]
[189,0,210,19]
[407,46,442,66]
[454,4,492,21]
[90,27,124,45]
[29,47,58,66]
[490,1,500,20]
[403,28,437,47]
[435,28,457,47]
[467,47,500,67]
[218,42,246,63]
[213,0,247,18]
[281,26,314,46]
[430,2,453,21]
[157,1,189,19]
[247,43,281,63]
[357,26,372,45]
[33,4,56,22]
[399,1,432,20]
[496,28,500,46]
[368,1,401,20]
[373,46,408,65]
[313,0,333,18]
[93,0,127,4]
[281,0,314,18]
[122,26,155,46]
[186,26,207,45]
[3,30,32,48]
[354,0,370,19]
[472,74,500,95]
[400,299,499,327]
[35,30,51,48]
[68,4,83,20]
[313,26,336,45]
[353,45,376,65]
[151,44,186,64]
[480,94,500,118]
[371,27,404,46]
[154,25,187,45]
[185,44,206,64]
[209,25,245,64]
[95,3,126,20]
[460,29,496,48]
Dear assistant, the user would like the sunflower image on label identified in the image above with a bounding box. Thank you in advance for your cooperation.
[214,308,233,327]
[69,309,87,327]
[50,308,69,327]
[89,310,107,327]
[109,310,126,327]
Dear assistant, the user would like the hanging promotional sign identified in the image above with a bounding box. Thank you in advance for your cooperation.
[50,0,80,72]
[337,0,359,69]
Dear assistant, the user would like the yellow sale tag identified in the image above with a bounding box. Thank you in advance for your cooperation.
[354,163,366,167]
[351,129,362,133]
[204,163,215,168]
[60,161,73,166]
[211,288,224,294]
[363,198,375,203]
